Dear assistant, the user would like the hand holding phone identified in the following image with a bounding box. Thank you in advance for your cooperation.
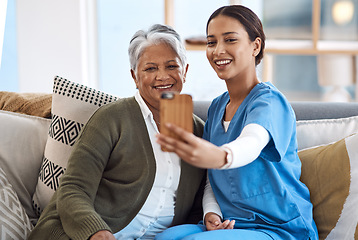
[160,92,193,151]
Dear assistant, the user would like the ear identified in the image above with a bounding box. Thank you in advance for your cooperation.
[131,69,139,89]
[252,37,261,57]
[183,64,189,83]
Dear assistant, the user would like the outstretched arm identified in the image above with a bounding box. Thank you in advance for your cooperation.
[156,123,270,169]
[157,123,227,169]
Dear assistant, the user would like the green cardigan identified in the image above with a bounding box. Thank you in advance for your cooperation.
[28,97,205,240]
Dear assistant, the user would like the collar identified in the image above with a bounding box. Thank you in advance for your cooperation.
[134,91,154,122]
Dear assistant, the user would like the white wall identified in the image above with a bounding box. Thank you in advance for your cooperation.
[16,0,97,93]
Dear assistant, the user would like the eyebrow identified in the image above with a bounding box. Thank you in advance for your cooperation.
[167,60,179,64]
[207,32,239,38]
[145,60,178,65]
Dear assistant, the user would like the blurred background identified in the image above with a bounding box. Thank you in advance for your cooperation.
[1,0,357,101]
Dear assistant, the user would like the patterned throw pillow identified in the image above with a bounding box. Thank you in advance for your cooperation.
[32,76,119,216]
[0,167,33,240]
[299,133,358,240]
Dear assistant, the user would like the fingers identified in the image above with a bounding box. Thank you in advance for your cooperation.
[226,220,235,229]
[206,219,220,231]
[215,220,235,230]
[164,123,197,145]
[204,212,235,231]
[157,123,225,169]
[157,132,192,156]
[156,123,198,155]
[220,220,230,229]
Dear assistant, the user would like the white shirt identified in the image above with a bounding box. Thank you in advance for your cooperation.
[114,92,181,239]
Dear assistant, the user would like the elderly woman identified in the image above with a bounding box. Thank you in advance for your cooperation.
[28,24,205,240]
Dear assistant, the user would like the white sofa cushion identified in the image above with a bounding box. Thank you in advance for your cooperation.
[296,115,358,150]
[32,76,118,216]
[0,110,50,222]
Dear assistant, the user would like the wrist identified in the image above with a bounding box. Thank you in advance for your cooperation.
[220,146,233,169]
[205,212,222,223]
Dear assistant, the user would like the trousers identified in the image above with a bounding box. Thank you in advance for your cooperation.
[154,224,276,240]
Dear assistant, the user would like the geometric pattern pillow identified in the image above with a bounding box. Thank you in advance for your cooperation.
[32,76,119,217]
[0,167,33,240]
[299,133,358,240]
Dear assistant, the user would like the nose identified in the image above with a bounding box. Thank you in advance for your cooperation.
[156,67,170,81]
[213,41,225,55]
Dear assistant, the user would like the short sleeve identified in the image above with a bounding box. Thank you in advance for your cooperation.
[244,90,296,162]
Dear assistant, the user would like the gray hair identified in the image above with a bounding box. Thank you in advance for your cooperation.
[128,24,187,73]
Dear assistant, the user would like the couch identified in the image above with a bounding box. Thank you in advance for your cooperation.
[1,76,358,240]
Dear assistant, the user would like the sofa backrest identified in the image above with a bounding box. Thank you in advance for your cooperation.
[194,101,358,122]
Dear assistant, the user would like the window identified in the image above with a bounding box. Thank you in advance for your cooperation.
[97,0,164,97]
[97,0,231,100]
[263,0,357,100]
[320,0,358,41]
[263,0,321,99]
[2,0,356,101]
[0,0,18,92]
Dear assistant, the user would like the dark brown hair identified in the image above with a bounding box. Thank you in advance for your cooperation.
[206,5,266,66]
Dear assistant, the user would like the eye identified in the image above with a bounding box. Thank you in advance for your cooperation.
[225,38,237,43]
[167,64,179,70]
[144,67,157,72]
[206,40,216,46]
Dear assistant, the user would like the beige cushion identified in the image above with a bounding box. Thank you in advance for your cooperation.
[0,91,52,118]
[299,133,358,240]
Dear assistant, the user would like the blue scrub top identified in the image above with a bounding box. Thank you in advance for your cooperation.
[204,82,318,240]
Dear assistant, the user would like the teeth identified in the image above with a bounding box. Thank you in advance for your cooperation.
[155,84,172,89]
[216,60,231,65]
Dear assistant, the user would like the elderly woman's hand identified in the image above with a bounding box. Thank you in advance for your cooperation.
[156,123,227,169]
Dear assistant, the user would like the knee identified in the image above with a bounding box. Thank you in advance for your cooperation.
[155,226,184,240]
[155,224,205,240]
[155,231,175,240]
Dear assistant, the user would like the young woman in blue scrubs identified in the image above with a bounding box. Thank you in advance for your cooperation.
[156,5,318,240]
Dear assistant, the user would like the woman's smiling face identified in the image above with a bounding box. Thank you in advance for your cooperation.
[206,15,259,81]
[132,42,188,110]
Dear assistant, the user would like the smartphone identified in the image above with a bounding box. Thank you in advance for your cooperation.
[160,92,193,152]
